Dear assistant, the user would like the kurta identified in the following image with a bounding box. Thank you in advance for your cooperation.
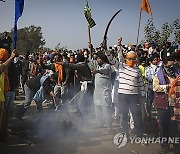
[93,63,112,106]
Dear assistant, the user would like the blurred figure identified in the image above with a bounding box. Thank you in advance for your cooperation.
[160,42,175,61]
[145,54,159,124]
[0,31,12,55]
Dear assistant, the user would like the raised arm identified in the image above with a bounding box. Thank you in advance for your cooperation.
[104,37,125,68]
[117,37,125,63]
[0,49,16,73]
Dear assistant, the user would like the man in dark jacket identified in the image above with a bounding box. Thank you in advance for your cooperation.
[6,59,21,113]
[69,54,93,117]
[15,73,58,120]
[40,54,68,109]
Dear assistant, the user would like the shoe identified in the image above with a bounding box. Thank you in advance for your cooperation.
[42,99,48,104]
[12,116,22,121]
[54,105,60,111]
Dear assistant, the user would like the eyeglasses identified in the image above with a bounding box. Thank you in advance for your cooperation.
[126,58,136,61]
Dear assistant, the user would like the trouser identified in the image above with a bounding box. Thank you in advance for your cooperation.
[157,108,171,148]
[22,74,28,89]
[146,89,154,122]
[53,85,62,109]
[118,93,143,137]
[0,102,8,139]
[78,90,93,117]
[5,91,15,111]
[169,106,178,138]
[169,106,179,153]
[114,104,121,119]
[94,105,112,128]
[16,84,36,119]
[112,80,121,120]
[78,83,93,117]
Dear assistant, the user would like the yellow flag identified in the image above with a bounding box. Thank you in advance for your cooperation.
[141,0,152,15]
[84,1,96,28]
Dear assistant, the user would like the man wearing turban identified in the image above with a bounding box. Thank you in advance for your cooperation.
[92,51,113,133]
[0,48,16,140]
[105,37,146,139]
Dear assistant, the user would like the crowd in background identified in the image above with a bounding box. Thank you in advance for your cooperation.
[0,34,180,153]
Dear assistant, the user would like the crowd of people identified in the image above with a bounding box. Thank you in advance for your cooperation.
[0,35,179,154]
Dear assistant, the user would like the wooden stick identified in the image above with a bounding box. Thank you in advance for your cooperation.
[88,26,93,55]
[136,10,142,46]
[68,90,81,104]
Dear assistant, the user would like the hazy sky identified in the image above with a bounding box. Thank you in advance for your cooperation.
[0,0,180,50]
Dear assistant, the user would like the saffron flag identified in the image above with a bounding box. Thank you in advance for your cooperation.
[14,0,24,49]
[84,1,96,28]
[141,0,152,15]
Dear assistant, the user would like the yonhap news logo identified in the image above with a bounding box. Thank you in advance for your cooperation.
[113,132,180,149]
[113,132,128,148]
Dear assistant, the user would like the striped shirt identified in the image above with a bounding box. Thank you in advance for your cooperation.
[118,63,145,96]
[106,49,145,97]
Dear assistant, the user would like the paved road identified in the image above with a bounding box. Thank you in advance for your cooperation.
[0,97,174,154]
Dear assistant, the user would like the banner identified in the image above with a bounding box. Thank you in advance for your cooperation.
[84,1,96,28]
[141,0,152,15]
[14,0,24,49]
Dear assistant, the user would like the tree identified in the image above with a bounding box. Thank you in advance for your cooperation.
[160,22,173,45]
[144,18,156,43]
[143,18,180,46]
[0,25,45,53]
[153,30,161,45]
[172,19,180,44]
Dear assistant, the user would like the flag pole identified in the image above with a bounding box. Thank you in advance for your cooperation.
[88,26,92,55]
[136,9,142,46]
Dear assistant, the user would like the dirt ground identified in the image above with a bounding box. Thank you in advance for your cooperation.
[0,96,175,154]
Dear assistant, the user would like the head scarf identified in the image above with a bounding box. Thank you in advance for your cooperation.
[97,52,109,63]
[0,48,10,93]
[76,54,85,62]
[126,51,137,67]
[0,48,9,62]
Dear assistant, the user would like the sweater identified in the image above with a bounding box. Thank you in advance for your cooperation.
[106,49,145,97]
